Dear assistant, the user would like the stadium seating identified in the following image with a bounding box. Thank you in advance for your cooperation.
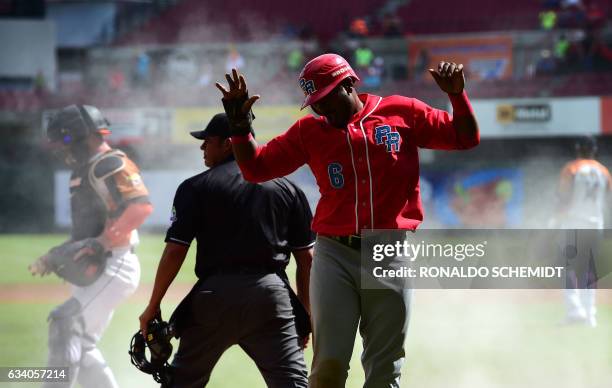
[116,0,387,44]
[396,0,610,34]
[0,90,42,112]
[1,70,611,112]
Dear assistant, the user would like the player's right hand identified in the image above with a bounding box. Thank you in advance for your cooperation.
[215,68,260,117]
[28,254,51,277]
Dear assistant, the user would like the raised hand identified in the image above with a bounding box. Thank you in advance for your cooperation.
[429,61,465,95]
[215,69,259,135]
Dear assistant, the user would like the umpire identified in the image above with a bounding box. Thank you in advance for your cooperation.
[139,113,314,388]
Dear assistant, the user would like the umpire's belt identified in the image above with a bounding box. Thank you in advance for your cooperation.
[212,265,278,275]
[326,235,361,251]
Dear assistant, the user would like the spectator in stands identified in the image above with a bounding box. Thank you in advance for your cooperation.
[354,44,374,70]
[134,50,151,87]
[381,12,402,37]
[540,8,557,30]
[287,47,305,73]
[554,33,571,71]
[348,17,368,38]
[362,56,385,90]
[226,45,245,72]
[535,49,557,75]
[197,63,213,89]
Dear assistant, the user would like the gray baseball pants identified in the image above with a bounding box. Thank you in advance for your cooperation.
[309,236,412,388]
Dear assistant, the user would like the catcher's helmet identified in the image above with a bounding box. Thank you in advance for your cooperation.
[47,104,111,144]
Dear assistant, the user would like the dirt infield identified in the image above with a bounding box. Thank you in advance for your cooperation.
[0,283,193,303]
[2,283,611,304]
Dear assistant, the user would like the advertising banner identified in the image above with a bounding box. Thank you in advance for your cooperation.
[465,97,601,137]
[173,105,302,143]
[408,34,513,81]
[422,168,524,228]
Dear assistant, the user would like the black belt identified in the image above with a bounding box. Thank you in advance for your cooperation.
[327,235,362,251]
[211,265,278,275]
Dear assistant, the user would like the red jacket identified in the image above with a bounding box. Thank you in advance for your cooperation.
[238,93,479,235]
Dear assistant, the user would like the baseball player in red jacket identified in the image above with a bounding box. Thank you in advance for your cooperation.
[216,53,480,388]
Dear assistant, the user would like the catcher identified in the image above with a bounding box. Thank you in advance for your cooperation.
[29,104,153,388]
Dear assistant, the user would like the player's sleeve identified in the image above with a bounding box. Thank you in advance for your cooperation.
[95,154,150,217]
[164,181,199,247]
[558,163,575,194]
[402,97,479,150]
[287,182,316,251]
[238,119,309,182]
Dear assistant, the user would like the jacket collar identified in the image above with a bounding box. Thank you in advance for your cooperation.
[316,93,381,129]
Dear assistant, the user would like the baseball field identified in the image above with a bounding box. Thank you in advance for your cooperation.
[1,234,611,388]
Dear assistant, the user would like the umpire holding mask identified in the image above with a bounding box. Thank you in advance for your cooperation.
[139,113,314,388]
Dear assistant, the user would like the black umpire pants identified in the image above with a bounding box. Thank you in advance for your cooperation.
[171,272,308,388]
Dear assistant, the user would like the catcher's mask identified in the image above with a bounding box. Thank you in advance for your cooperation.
[47,104,111,166]
[129,317,176,386]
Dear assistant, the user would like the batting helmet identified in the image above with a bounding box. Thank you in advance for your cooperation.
[298,53,360,110]
[47,104,111,145]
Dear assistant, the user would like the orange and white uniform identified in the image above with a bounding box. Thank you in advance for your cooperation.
[558,159,611,229]
[557,158,610,327]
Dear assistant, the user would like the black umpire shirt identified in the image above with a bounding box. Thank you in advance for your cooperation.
[165,157,315,278]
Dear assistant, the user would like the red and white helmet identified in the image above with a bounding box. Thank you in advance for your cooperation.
[298,53,360,110]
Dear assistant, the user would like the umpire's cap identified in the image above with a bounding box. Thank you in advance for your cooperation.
[190,113,231,140]
[298,53,360,110]
[190,113,254,140]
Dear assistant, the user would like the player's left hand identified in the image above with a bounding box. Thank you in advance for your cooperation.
[429,61,465,94]
[215,68,260,136]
